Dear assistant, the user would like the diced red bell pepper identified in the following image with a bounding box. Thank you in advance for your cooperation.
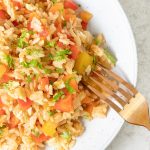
[12,20,19,26]
[0,99,4,108]
[0,10,9,20]
[54,94,74,112]
[31,133,50,143]
[18,98,33,110]
[12,1,22,9]
[57,41,65,49]
[0,109,6,115]
[64,0,79,10]
[70,45,80,60]
[81,21,88,30]
[40,77,49,91]
[39,27,50,39]
[9,112,19,128]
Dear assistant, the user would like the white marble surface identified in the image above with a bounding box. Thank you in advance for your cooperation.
[107,0,150,150]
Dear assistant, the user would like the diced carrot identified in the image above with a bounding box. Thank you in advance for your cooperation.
[0,74,12,84]
[0,109,6,115]
[64,13,76,21]
[31,133,50,143]
[81,21,88,30]
[64,0,78,10]
[0,99,4,108]
[0,64,7,78]
[54,94,74,112]
[70,45,80,60]
[40,77,49,91]
[18,98,33,110]
[9,112,19,128]
[80,10,93,22]
[50,3,64,13]
[64,75,78,91]
[0,10,9,20]
[39,26,50,39]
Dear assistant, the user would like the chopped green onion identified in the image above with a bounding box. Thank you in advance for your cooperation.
[51,0,57,4]
[26,75,32,83]
[47,41,56,47]
[60,131,71,140]
[21,61,30,68]
[55,68,64,74]
[31,129,40,137]
[94,38,100,45]
[44,68,52,74]
[54,49,71,61]
[0,125,6,135]
[4,55,14,68]
[47,111,55,116]
[65,78,75,94]
[21,60,43,69]
[48,53,54,60]
[53,91,64,102]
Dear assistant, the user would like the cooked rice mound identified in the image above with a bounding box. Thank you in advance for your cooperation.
[0,0,110,149]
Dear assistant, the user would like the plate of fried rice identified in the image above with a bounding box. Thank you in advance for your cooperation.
[0,0,137,149]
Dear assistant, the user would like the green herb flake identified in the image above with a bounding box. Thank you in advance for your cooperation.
[44,68,52,74]
[51,0,57,4]
[4,55,14,68]
[65,78,76,94]
[26,75,32,83]
[53,91,64,102]
[60,131,71,140]
[94,38,100,45]
[48,54,54,60]
[54,49,71,61]
[17,30,29,48]
[56,68,64,74]
[31,129,40,137]
[47,41,56,47]
[0,125,6,135]
[21,61,30,68]
[47,111,55,116]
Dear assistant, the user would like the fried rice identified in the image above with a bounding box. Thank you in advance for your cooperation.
[0,0,115,149]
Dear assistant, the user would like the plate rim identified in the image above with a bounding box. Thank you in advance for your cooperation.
[102,0,138,149]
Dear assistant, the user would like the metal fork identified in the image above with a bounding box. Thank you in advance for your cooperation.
[82,65,150,130]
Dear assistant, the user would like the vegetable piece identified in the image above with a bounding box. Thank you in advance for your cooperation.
[0,64,7,78]
[54,94,74,112]
[64,0,78,10]
[40,77,49,91]
[17,30,28,48]
[18,98,33,110]
[80,10,93,22]
[39,27,49,39]
[53,91,64,102]
[64,13,76,21]
[70,45,80,60]
[64,75,78,92]
[103,49,117,68]
[74,52,93,74]
[0,10,9,20]
[60,131,71,140]
[4,55,14,68]
[0,74,12,84]
[0,125,7,137]
[12,0,22,9]
[81,21,88,30]
[0,99,4,107]
[42,121,56,137]
[9,113,19,128]
[47,41,56,47]
[0,109,5,115]
[31,133,50,143]
[50,3,64,13]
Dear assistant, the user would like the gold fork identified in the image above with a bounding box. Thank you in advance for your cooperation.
[82,65,150,130]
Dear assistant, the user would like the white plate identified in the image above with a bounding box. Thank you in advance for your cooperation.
[46,0,137,150]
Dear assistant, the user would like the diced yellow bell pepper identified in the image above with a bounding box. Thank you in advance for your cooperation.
[0,64,7,78]
[74,52,93,75]
[80,10,93,22]
[42,121,56,137]
[50,3,64,13]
